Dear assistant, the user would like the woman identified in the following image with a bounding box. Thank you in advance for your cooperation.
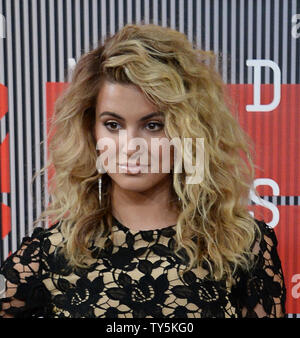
[0,23,286,318]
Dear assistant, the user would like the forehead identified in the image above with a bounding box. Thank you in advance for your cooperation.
[96,81,159,117]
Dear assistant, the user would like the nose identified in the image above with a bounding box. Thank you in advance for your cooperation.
[118,128,148,163]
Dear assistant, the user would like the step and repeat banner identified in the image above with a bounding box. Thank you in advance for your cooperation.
[0,0,299,316]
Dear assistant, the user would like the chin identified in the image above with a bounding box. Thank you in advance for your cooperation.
[108,173,168,192]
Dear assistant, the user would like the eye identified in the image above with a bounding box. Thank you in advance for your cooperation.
[103,120,164,132]
[103,121,121,131]
[145,122,164,131]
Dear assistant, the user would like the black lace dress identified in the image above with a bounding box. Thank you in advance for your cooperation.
[0,217,286,318]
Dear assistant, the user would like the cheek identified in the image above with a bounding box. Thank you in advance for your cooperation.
[145,142,171,173]
[155,143,174,172]
[95,127,119,170]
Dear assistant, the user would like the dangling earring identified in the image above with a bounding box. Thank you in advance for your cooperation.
[98,176,102,204]
[97,161,106,205]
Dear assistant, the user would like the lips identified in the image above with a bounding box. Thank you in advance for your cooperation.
[118,163,148,167]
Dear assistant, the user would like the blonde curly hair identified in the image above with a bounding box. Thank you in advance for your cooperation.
[33,23,261,286]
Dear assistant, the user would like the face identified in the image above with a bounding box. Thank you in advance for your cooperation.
[94,80,175,193]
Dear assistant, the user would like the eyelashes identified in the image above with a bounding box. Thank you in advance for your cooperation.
[103,121,164,132]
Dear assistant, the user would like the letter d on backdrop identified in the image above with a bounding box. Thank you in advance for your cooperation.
[246,59,281,112]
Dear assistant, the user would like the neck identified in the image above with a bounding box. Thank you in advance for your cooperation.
[110,175,180,230]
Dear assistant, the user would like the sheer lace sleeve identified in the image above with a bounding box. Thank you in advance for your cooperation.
[235,220,286,318]
[0,228,52,318]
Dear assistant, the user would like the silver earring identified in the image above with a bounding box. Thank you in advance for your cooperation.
[98,177,102,204]
[97,160,106,205]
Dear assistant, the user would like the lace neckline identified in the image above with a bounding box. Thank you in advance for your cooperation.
[112,215,177,234]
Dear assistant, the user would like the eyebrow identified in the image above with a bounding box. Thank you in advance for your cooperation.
[98,111,164,122]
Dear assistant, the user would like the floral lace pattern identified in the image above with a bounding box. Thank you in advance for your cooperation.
[0,217,286,318]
